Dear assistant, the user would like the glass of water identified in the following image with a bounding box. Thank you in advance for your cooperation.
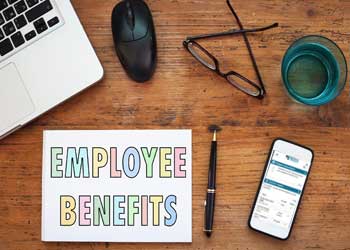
[281,35,347,106]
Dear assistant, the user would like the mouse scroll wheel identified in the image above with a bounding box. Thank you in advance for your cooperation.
[127,10,134,29]
[126,7,135,29]
[127,9,133,20]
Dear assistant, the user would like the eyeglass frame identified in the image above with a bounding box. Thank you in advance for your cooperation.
[183,0,278,99]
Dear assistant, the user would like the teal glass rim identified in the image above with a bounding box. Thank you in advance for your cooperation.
[281,35,348,106]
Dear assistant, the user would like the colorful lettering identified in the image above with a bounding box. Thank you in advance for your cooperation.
[141,147,158,178]
[174,147,186,178]
[128,195,139,226]
[113,196,125,226]
[164,195,177,226]
[160,148,172,178]
[141,195,148,226]
[65,147,89,178]
[150,195,163,226]
[79,195,91,226]
[92,148,108,178]
[93,195,110,226]
[123,147,141,178]
[60,195,76,226]
[51,147,63,178]
[110,147,122,178]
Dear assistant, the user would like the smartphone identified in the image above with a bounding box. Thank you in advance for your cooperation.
[248,138,314,240]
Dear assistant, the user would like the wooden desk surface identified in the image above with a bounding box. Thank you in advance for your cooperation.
[1,0,350,249]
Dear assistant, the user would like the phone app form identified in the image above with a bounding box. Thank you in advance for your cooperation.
[252,150,310,229]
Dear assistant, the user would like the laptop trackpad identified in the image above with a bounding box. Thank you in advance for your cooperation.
[0,63,35,132]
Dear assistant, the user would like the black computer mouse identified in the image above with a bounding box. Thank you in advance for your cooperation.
[112,0,157,83]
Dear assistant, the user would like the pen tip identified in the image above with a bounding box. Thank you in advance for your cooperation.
[206,231,212,237]
[208,124,222,133]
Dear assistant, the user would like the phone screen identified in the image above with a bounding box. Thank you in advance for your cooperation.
[250,141,312,239]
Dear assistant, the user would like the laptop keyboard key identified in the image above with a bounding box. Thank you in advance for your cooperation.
[0,29,4,40]
[25,0,52,22]
[0,0,8,11]
[26,0,38,7]
[14,14,27,29]
[3,6,16,21]
[3,21,16,36]
[34,17,47,34]
[0,0,61,63]
[47,16,58,27]
[0,38,14,56]
[11,31,24,47]
[14,0,27,14]
[24,29,35,40]
[0,13,4,26]
[8,0,20,4]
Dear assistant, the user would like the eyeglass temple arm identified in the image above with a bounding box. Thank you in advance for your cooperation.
[226,0,268,96]
[186,22,278,41]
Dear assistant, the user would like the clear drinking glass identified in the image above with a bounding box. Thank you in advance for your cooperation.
[281,35,347,106]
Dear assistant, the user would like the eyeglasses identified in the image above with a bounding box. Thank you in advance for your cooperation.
[183,0,278,98]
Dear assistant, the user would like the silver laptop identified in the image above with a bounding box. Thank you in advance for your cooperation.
[0,0,104,139]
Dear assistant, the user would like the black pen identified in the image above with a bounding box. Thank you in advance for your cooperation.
[204,127,219,237]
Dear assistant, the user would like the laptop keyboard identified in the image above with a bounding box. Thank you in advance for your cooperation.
[0,0,63,62]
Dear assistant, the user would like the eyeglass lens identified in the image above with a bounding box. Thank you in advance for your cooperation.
[226,74,261,96]
[187,42,216,70]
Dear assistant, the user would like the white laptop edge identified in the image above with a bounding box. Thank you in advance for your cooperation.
[0,0,104,140]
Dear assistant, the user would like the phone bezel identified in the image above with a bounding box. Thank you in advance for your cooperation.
[248,138,314,240]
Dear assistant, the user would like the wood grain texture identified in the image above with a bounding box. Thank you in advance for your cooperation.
[1,0,350,249]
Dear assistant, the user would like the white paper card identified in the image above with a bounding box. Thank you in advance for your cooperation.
[42,130,192,242]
